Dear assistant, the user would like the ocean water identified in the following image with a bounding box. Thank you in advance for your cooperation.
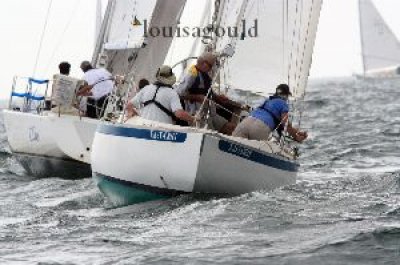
[0,78,399,264]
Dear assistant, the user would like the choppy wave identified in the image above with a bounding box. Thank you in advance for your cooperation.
[0,78,399,264]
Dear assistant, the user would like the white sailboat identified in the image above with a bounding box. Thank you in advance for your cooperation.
[358,0,400,78]
[53,0,186,165]
[91,0,323,206]
[3,0,184,178]
[3,0,105,178]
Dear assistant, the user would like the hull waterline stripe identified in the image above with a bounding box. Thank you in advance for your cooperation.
[93,172,187,197]
[218,140,299,172]
[97,124,187,143]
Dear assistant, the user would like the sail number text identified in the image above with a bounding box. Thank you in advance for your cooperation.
[227,143,253,158]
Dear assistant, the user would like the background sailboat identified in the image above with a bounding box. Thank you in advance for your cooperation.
[2,0,105,178]
[3,0,185,178]
[358,0,400,78]
[54,0,187,165]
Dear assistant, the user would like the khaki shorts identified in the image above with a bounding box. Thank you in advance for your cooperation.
[232,116,272,140]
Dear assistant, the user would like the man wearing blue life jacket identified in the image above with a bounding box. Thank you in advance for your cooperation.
[232,84,308,142]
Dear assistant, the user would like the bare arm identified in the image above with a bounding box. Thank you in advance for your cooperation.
[280,113,308,143]
[174,110,197,125]
[76,84,93,96]
[182,94,206,103]
[125,102,139,118]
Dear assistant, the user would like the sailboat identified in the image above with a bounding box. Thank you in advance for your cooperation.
[358,0,400,78]
[51,0,186,165]
[2,1,104,178]
[91,0,323,206]
[3,0,185,178]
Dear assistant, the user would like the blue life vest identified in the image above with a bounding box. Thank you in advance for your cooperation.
[250,96,289,136]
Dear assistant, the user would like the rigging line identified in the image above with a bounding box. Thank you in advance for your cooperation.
[229,0,250,51]
[287,0,300,91]
[43,0,82,75]
[285,0,289,85]
[293,0,304,96]
[296,0,315,98]
[197,0,249,124]
[282,0,289,84]
[33,0,54,78]
[296,0,318,129]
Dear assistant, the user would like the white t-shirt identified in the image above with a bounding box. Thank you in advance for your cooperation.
[83,68,113,99]
[131,84,183,124]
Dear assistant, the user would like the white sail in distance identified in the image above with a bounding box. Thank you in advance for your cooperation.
[216,0,322,99]
[359,0,400,73]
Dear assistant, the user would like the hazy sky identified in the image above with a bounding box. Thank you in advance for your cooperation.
[0,0,399,99]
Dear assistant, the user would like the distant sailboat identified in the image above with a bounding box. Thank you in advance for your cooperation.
[358,0,400,78]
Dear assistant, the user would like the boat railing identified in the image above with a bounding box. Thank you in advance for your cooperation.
[8,76,50,113]
[103,74,134,122]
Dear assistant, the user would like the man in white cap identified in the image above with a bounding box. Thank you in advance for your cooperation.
[175,52,241,135]
[127,65,196,125]
[77,61,114,118]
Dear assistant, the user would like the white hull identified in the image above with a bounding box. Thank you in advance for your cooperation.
[3,110,97,178]
[49,115,99,164]
[3,110,65,158]
[91,120,298,206]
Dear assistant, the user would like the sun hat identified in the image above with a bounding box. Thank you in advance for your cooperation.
[155,65,176,86]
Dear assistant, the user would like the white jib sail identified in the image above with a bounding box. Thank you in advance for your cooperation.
[217,0,322,99]
[359,0,400,73]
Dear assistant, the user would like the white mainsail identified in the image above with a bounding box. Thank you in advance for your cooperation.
[217,0,322,98]
[359,0,400,74]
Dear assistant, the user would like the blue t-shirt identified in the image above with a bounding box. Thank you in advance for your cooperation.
[250,96,289,130]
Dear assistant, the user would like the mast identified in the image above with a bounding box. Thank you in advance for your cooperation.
[33,0,53,77]
[92,0,115,66]
[129,0,187,82]
[94,0,103,48]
